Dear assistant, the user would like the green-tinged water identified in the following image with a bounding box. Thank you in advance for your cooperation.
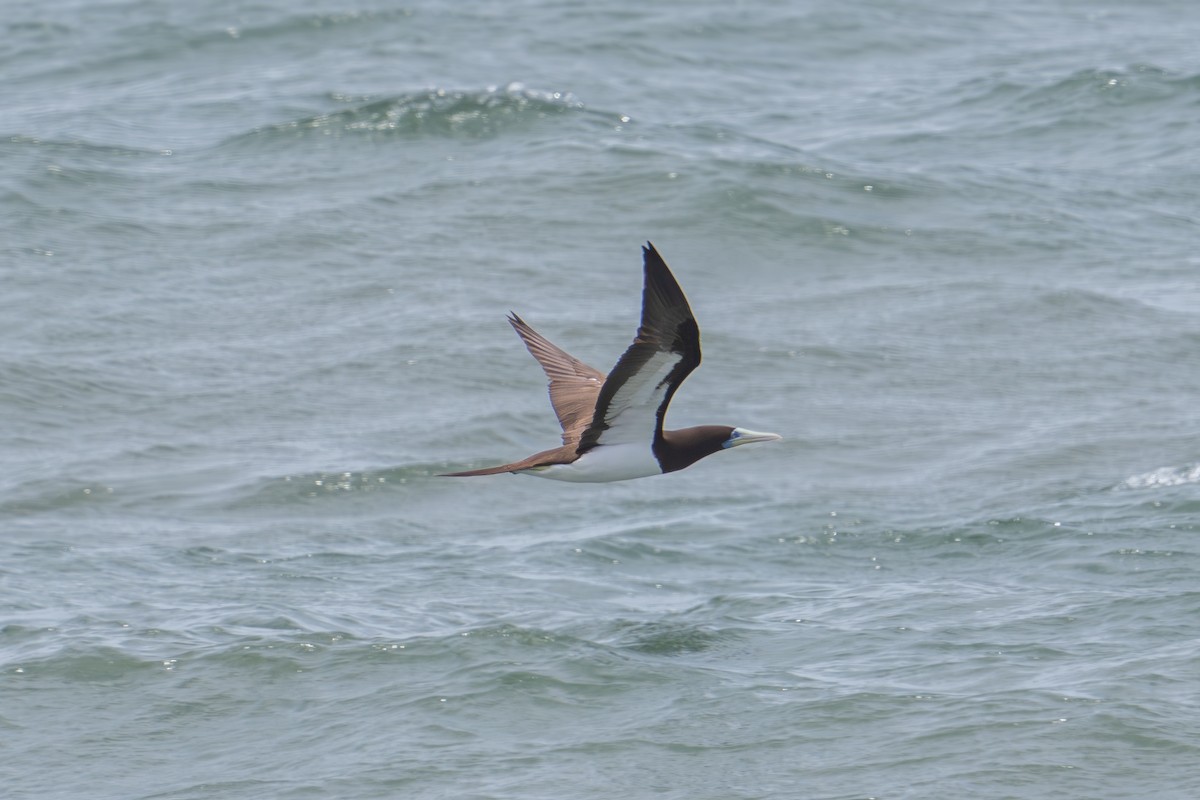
[3,2,1200,798]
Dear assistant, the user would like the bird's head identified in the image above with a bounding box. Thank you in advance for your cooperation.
[721,427,783,449]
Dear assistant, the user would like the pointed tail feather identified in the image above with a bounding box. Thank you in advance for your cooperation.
[439,463,521,477]
[440,445,576,477]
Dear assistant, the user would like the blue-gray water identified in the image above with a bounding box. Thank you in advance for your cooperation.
[4,2,1200,798]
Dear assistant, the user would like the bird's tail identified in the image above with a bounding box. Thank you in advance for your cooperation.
[438,463,521,477]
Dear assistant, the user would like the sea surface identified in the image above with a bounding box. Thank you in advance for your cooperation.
[3,1,1200,798]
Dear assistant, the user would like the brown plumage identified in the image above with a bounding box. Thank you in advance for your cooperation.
[507,312,606,451]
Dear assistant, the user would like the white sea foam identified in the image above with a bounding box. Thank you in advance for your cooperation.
[1120,463,1200,489]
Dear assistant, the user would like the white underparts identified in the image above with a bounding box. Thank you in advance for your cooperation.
[519,442,662,483]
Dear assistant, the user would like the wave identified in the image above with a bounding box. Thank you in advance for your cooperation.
[933,64,1199,123]
[221,464,445,512]
[1,134,170,158]
[855,63,1200,169]
[238,83,605,142]
[1119,463,1200,490]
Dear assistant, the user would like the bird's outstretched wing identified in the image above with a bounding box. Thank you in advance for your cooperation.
[577,242,701,452]
[507,312,606,449]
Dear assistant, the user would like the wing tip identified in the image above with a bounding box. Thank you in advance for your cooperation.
[638,240,690,313]
[641,241,673,278]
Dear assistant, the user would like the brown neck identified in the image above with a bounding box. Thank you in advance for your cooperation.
[653,426,733,473]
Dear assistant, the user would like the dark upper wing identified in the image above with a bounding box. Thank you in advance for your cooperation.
[577,242,701,452]
[507,312,606,448]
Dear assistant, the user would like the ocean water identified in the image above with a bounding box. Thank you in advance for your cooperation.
[3,1,1200,798]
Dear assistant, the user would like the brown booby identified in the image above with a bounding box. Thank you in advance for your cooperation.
[442,243,780,482]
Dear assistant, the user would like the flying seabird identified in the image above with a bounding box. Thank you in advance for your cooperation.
[442,243,780,482]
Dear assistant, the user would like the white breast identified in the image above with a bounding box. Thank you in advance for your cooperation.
[519,443,662,483]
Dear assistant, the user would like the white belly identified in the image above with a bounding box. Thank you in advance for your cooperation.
[518,443,662,483]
